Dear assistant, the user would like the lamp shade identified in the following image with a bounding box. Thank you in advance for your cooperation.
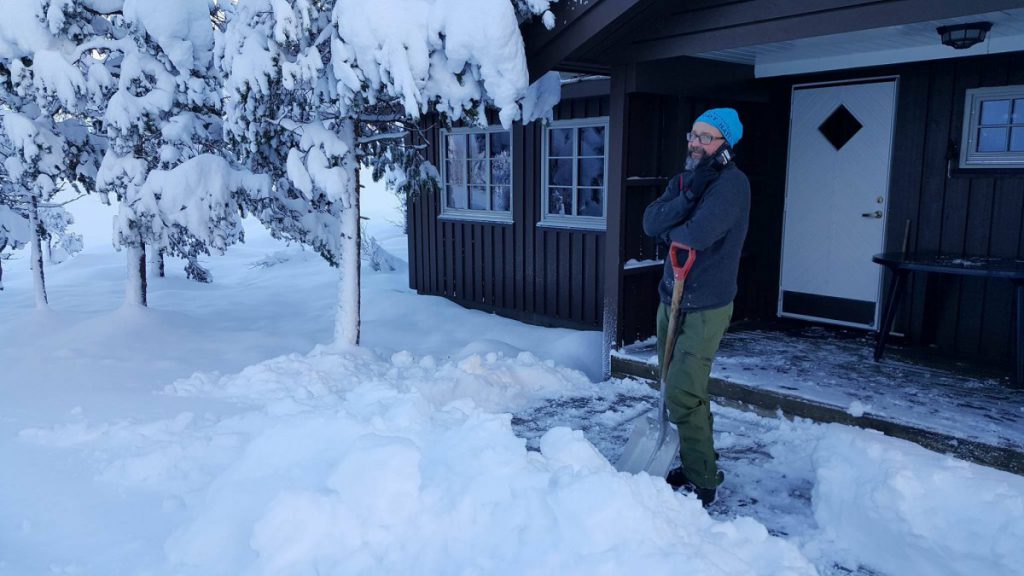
[936,22,992,50]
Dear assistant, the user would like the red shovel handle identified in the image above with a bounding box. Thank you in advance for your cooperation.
[669,242,696,282]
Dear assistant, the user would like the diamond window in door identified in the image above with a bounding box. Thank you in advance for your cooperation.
[818,104,863,151]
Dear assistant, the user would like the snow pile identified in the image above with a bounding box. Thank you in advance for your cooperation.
[153,346,816,575]
[812,426,1024,576]
[123,0,213,72]
[522,70,562,123]
[334,0,537,126]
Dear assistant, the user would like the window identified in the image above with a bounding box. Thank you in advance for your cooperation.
[440,127,512,222]
[960,85,1024,169]
[541,118,609,229]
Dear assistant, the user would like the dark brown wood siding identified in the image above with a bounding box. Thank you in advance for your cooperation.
[885,52,1024,367]
[408,94,609,330]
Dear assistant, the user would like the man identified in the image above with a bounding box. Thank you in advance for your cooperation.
[641,108,750,507]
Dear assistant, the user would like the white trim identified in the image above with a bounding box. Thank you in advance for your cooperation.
[959,84,1024,169]
[777,310,877,331]
[791,75,899,91]
[540,117,610,231]
[439,125,514,222]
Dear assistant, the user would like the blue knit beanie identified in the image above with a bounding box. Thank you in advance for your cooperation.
[695,108,743,146]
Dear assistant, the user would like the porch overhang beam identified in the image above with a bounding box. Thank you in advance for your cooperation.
[605,0,1024,64]
[524,0,650,82]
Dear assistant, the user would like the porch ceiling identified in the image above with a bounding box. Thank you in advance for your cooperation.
[696,8,1024,78]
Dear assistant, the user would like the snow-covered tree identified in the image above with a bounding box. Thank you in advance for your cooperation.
[220,0,559,345]
[0,1,107,306]
[38,204,83,264]
[86,0,255,306]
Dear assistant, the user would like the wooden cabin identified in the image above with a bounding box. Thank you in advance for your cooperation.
[408,0,1024,379]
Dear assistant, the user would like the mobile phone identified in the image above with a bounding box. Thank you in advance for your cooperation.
[714,143,733,168]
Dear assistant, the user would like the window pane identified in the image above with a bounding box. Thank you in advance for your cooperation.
[446,160,466,186]
[491,155,511,186]
[489,131,511,157]
[576,188,603,217]
[548,187,572,215]
[549,159,573,186]
[579,126,605,156]
[492,185,510,212]
[978,127,1008,152]
[578,158,604,187]
[1014,99,1024,124]
[447,184,467,209]
[470,186,488,210]
[980,99,1011,125]
[469,159,488,185]
[469,133,488,160]
[549,128,573,157]
[1011,127,1024,152]
[445,134,467,161]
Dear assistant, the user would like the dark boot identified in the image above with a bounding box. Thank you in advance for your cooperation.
[665,466,723,507]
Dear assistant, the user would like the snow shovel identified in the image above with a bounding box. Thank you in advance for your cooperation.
[615,242,696,477]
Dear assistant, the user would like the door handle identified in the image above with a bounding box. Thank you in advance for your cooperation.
[861,210,883,219]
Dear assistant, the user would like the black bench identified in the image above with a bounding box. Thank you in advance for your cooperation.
[873,252,1024,388]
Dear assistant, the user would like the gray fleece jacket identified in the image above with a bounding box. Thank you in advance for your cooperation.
[642,164,750,311]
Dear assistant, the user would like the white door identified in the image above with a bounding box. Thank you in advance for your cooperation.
[779,79,897,329]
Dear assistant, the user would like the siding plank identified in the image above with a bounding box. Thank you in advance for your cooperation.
[559,232,572,319]
[572,232,585,322]
[935,59,981,352]
[484,225,495,305]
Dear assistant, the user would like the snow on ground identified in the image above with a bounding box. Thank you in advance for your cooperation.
[1,177,1022,575]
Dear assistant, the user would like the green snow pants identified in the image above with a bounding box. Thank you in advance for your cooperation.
[656,301,733,490]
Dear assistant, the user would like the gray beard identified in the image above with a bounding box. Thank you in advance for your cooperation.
[685,148,705,171]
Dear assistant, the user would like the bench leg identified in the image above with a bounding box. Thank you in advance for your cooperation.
[874,269,906,362]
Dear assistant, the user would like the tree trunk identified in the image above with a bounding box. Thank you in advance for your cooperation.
[125,241,148,307]
[147,245,165,278]
[0,240,6,291]
[335,117,361,346]
[29,196,48,308]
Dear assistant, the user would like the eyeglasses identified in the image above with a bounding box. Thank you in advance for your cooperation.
[686,132,725,145]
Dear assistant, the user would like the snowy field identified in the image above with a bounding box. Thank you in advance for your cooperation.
[2,180,1023,576]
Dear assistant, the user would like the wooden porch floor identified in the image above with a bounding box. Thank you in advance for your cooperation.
[612,322,1024,475]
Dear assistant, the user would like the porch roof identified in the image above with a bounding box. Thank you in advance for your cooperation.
[524,0,1024,80]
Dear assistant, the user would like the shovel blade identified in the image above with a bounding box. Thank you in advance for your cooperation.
[614,412,680,477]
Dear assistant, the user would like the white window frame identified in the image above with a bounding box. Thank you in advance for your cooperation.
[540,117,609,230]
[959,84,1024,169]
[439,126,514,223]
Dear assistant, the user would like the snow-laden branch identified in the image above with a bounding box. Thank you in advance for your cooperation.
[358,130,408,145]
[38,193,87,208]
[72,39,134,63]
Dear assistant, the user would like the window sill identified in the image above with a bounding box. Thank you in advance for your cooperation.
[537,218,606,232]
[951,165,1024,177]
[438,213,514,225]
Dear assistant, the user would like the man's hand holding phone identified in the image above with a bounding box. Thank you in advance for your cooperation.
[686,144,733,199]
